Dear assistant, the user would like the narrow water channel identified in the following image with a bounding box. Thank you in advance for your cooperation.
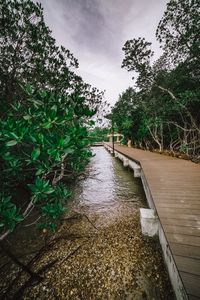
[70,146,146,226]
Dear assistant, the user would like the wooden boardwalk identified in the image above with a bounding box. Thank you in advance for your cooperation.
[105,143,200,299]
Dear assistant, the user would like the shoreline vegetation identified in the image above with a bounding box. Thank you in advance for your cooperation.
[111,0,200,161]
[0,0,106,289]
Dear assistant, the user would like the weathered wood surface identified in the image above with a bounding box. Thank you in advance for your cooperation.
[90,142,104,146]
[106,143,200,299]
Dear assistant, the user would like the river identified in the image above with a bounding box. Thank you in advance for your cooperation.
[70,146,146,226]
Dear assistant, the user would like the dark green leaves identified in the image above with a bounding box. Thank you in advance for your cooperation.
[28,178,55,201]
[0,195,24,232]
[0,0,103,239]
[31,148,40,160]
[58,136,70,147]
[26,84,33,95]
[41,201,65,219]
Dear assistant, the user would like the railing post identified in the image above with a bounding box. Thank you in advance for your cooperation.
[112,119,115,156]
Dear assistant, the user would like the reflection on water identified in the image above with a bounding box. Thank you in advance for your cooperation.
[71,147,146,223]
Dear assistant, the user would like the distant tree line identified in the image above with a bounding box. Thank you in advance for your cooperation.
[112,0,200,157]
[89,127,109,143]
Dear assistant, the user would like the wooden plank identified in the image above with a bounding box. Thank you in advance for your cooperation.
[163,224,200,236]
[153,195,200,202]
[180,272,200,298]
[159,212,200,221]
[152,194,200,200]
[157,207,200,215]
[174,255,200,276]
[170,243,200,259]
[161,217,200,227]
[166,233,200,247]
[149,184,200,189]
[151,190,200,196]
[156,203,200,209]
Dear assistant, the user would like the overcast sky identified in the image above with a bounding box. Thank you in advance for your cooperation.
[38,0,168,106]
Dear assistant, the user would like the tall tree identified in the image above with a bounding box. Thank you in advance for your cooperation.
[0,0,104,244]
[0,0,103,114]
[121,0,200,155]
[156,0,200,66]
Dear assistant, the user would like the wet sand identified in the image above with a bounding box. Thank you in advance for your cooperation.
[23,208,174,299]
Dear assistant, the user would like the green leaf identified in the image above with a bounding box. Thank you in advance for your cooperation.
[89,120,95,126]
[6,140,18,147]
[23,115,31,120]
[26,85,33,95]
[31,148,40,160]
[42,122,52,129]
[44,188,55,194]
[51,105,57,112]
[2,152,12,161]
[40,90,47,98]
[9,132,19,140]
[35,168,44,176]
[59,136,70,147]
[64,136,70,145]
[63,148,74,154]
[15,215,24,222]
[29,135,37,142]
